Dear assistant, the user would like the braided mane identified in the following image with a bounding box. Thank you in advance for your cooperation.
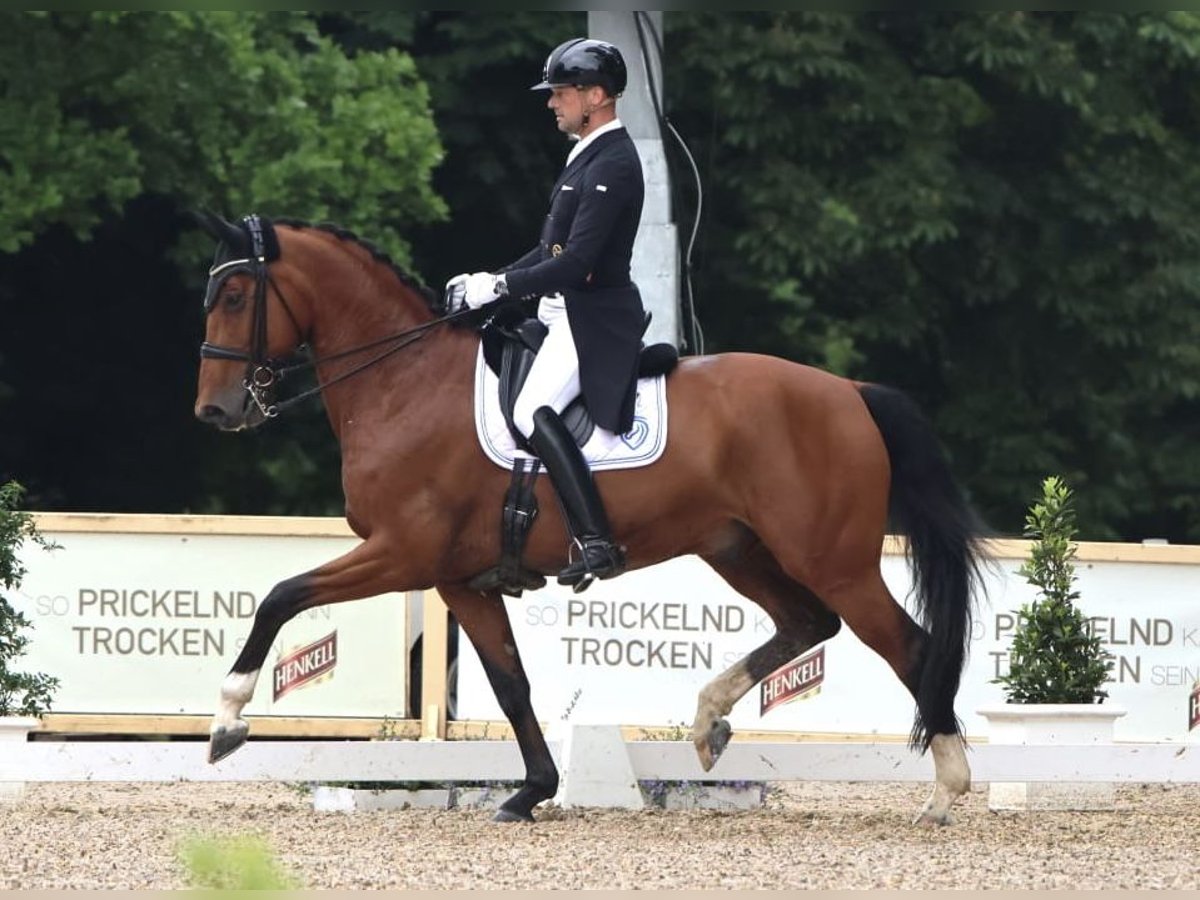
[273,217,442,315]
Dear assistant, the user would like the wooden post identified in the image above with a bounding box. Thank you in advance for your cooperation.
[420,589,449,740]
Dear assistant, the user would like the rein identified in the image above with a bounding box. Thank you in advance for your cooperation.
[200,215,482,419]
[259,306,481,418]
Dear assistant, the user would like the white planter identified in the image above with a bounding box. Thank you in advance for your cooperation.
[312,785,453,813]
[978,704,1126,812]
[642,782,766,811]
[0,716,39,802]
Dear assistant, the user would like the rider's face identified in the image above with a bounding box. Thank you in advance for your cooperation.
[547,85,601,136]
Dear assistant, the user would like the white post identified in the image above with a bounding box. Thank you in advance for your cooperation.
[589,11,681,350]
[0,717,38,801]
[552,724,645,810]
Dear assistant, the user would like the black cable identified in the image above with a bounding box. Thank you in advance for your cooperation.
[633,12,665,124]
[632,11,705,355]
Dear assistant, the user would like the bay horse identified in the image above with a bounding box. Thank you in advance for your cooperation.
[193,212,987,825]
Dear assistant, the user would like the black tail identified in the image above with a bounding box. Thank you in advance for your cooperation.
[857,383,987,751]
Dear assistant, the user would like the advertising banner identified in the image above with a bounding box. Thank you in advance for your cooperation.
[13,524,409,719]
[456,549,1200,742]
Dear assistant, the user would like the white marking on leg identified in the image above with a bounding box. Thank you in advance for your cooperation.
[914,733,971,826]
[212,670,259,732]
[701,667,753,721]
[691,661,755,769]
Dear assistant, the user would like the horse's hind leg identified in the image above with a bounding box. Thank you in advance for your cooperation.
[816,571,970,826]
[437,582,558,823]
[209,539,396,763]
[692,533,840,771]
[916,732,971,826]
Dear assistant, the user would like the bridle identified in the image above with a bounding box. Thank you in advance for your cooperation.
[200,215,304,418]
[199,215,479,419]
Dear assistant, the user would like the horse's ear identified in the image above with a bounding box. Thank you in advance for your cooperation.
[190,209,246,251]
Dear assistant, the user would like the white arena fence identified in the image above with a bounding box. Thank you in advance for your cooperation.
[8,513,1200,796]
[2,733,1200,787]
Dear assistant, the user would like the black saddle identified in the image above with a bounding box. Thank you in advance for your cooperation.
[467,303,678,599]
[480,303,679,451]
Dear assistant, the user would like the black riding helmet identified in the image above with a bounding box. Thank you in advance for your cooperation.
[530,38,627,97]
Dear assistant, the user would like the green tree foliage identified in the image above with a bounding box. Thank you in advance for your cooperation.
[5,12,1200,544]
[0,11,447,515]
[994,476,1112,703]
[0,482,59,717]
[0,11,446,265]
[661,12,1200,540]
[320,11,584,282]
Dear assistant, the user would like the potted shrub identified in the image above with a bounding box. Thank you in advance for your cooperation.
[980,475,1123,811]
[0,480,60,799]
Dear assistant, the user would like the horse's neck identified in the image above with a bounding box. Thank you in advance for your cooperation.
[303,263,475,444]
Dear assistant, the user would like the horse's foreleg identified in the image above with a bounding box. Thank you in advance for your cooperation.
[437,583,558,823]
[209,541,394,763]
[209,571,314,762]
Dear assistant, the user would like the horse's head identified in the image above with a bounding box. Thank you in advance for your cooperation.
[193,212,308,430]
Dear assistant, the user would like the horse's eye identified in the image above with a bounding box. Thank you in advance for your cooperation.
[224,291,245,311]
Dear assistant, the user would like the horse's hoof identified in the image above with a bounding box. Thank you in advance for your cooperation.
[913,806,953,827]
[208,721,249,763]
[708,718,733,761]
[492,807,534,823]
[694,718,733,772]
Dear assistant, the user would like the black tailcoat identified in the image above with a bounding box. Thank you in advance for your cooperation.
[501,127,645,434]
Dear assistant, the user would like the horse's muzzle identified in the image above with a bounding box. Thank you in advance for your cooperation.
[195,398,262,432]
[196,403,240,431]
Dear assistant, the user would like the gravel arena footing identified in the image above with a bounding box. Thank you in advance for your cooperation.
[1,780,1198,889]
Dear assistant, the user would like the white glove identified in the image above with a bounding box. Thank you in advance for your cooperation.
[444,272,470,312]
[462,271,508,310]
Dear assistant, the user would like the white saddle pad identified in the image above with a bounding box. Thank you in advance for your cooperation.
[473,344,668,471]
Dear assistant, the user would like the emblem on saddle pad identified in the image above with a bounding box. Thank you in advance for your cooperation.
[621,417,650,450]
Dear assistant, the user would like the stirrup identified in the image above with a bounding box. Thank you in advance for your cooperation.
[558,537,626,594]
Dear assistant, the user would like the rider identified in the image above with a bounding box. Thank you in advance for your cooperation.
[446,37,646,593]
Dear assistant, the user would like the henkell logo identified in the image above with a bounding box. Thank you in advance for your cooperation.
[1189,680,1200,731]
[760,646,825,716]
[273,631,337,702]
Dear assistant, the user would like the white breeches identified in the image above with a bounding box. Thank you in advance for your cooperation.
[512,295,580,439]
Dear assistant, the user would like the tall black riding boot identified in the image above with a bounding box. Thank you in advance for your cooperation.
[528,406,626,593]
